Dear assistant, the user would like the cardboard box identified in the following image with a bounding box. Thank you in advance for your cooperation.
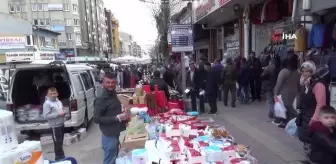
[122,133,148,149]
[133,96,140,104]
[138,95,147,104]
[135,87,144,96]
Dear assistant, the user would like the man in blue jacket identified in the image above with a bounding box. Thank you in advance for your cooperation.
[206,59,223,114]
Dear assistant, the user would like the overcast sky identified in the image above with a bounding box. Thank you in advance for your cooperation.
[104,0,158,50]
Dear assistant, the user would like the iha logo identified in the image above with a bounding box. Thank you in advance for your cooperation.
[272,32,297,41]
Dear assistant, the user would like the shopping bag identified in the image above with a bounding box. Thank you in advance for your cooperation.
[274,95,287,119]
[285,118,298,137]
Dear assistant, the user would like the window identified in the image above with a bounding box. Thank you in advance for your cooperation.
[66,34,72,40]
[21,5,27,12]
[39,36,45,47]
[72,75,84,93]
[80,72,93,90]
[33,19,38,25]
[63,4,70,11]
[9,5,15,12]
[72,4,77,12]
[16,5,21,12]
[45,19,50,25]
[74,19,79,26]
[39,19,45,26]
[66,19,71,26]
[86,71,97,84]
[32,4,37,11]
[26,35,33,46]
[38,4,43,11]
[43,4,48,11]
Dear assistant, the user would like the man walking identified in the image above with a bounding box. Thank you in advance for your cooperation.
[94,73,128,164]
[222,58,237,107]
[248,51,262,102]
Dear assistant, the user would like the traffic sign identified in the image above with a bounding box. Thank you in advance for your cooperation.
[170,24,193,52]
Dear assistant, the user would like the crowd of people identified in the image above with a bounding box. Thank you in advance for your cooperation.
[89,51,336,164]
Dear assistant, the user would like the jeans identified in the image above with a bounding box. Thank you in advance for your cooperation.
[102,135,120,164]
[265,91,275,118]
[237,85,249,103]
[51,125,65,161]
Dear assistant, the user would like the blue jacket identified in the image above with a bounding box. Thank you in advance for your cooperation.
[309,24,326,48]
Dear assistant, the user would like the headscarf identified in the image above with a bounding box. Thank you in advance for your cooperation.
[300,61,316,93]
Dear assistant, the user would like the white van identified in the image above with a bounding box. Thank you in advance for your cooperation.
[1,61,102,134]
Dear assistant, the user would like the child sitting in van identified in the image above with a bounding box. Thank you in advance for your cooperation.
[308,105,336,164]
[43,87,65,161]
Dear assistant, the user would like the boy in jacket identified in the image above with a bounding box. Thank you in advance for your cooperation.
[43,87,65,161]
[308,106,336,164]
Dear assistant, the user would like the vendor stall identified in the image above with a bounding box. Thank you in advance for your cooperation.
[115,85,258,164]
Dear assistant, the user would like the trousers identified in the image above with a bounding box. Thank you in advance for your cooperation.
[102,135,120,164]
[51,125,65,161]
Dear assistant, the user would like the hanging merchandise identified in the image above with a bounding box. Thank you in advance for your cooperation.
[309,24,326,49]
[261,0,281,23]
[294,25,307,52]
[302,0,311,11]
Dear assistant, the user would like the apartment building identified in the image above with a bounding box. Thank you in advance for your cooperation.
[7,0,107,57]
[104,8,114,59]
[119,31,132,56]
[112,16,120,56]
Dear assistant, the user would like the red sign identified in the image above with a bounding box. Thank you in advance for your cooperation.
[219,0,231,6]
[195,0,215,21]
[272,32,282,41]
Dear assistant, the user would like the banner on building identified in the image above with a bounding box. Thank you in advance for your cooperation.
[40,52,56,60]
[0,37,26,49]
[170,24,193,52]
[48,4,63,11]
[5,52,34,62]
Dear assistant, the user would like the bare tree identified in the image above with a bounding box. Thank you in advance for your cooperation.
[140,0,185,63]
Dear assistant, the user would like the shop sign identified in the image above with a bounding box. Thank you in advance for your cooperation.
[45,38,53,48]
[5,52,34,62]
[55,53,66,60]
[195,0,216,21]
[40,52,55,60]
[0,37,26,49]
[226,41,239,48]
[272,31,297,41]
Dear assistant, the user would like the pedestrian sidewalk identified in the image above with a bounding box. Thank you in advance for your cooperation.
[209,101,305,164]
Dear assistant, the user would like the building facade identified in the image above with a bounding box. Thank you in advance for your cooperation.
[105,8,114,59]
[119,31,133,56]
[112,16,120,56]
[7,0,107,58]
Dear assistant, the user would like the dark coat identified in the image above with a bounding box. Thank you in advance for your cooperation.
[194,68,207,91]
[308,121,336,164]
[260,65,279,92]
[150,78,170,100]
[163,70,175,88]
[248,57,262,79]
[221,63,237,85]
[205,64,222,96]
[238,64,251,86]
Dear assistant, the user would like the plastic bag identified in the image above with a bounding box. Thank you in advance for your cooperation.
[126,116,146,135]
[274,95,287,119]
[285,118,298,137]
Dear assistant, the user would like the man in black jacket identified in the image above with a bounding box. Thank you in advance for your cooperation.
[94,73,128,164]
[194,62,207,113]
[150,70,170,100]
[186,62,197,111]
[248,51,262,102]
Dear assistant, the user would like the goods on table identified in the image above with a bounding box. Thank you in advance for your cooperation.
[0,141,44,164]
[126,116,147,135]
[16,104,70,123]
[0,110,19,153]
[118,109,258,164]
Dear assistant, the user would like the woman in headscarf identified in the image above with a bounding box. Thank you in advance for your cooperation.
[273,55,300,127]
[297,61,330,149]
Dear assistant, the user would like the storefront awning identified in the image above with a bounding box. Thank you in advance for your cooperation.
[194,0,259,27]
[295,0,336,17]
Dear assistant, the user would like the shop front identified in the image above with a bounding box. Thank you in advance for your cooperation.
[223,20,241,59]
